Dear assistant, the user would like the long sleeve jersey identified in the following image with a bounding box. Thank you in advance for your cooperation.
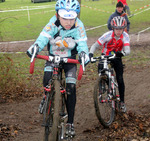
[33,15,89,58]
[90,30,130,56]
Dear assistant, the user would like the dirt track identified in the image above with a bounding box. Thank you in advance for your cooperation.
[0,32,150,140]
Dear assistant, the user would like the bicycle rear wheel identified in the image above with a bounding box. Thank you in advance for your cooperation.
[93,75,115,127]
[43,79,62,141]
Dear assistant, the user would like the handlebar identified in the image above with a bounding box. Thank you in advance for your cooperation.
[36,55,80,64]
[30,54,84,80]
[91,54,116,63]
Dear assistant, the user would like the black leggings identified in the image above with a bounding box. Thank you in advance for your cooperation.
[43,61,77,124]
[98,58,125,102]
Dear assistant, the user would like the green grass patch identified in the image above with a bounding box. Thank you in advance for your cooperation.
[124,46,150,67]
[0,0,150,41]
[0,53,46,103]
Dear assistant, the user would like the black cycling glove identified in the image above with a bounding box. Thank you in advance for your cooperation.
[115,51,124,58]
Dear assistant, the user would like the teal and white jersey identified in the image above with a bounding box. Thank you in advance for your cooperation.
[34,15,89,57]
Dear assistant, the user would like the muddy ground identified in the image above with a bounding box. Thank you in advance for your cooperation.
[0,32,150,141]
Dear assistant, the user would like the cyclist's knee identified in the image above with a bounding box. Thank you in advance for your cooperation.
[66,83,76,95]
[43,71,53,87]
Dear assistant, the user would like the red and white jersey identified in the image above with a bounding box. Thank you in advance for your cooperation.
[97,30,130,55]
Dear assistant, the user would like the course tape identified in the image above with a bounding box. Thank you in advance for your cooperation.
[0,24,108,45]
[81,3,150,14]
[0,4,55,13]
[0,52,25,54]
[1,3,149,14]
[81,4,113,14]
[133,7,150,16]
[131,4,150,13]
[0,4,150,52]
[86,24,107,31]
[137,26,150,41]
[0,39,35,45]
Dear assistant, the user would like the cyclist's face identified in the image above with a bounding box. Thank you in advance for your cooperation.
[116,7,123,13]
[59,16,76,30]
[114,28,124,37]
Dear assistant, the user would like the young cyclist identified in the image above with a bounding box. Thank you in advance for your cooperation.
[89,16,130,113]
[27,0,89,136]
[107,1,130,33]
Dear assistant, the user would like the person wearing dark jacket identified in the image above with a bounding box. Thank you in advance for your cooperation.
[107,1,130,32]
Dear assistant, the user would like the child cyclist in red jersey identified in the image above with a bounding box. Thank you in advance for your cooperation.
[89,16,130,113]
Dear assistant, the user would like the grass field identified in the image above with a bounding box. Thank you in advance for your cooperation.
[0,0,150,41]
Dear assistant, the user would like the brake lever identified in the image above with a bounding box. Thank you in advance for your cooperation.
[30,45,37,63]
[81,56,85,71]
[30,46,37,74]
[91,57,96,63]
[109,54,116,59]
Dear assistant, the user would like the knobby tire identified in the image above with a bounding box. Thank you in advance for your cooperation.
[43,80,61,141]
[57,79,67,141]
[49,79,61,141]
[93,75,115,127]
[43,84,54,141]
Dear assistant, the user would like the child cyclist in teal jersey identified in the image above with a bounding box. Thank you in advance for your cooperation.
[89,16,130,113]
[27,0,89,136]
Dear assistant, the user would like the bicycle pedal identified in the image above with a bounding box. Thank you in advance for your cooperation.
[65,134,74,139]
[59,112,67,116]
[62,114,68,118]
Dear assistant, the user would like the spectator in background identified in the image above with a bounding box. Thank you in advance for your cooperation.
[117,0,132,17]
[107,1,130,33]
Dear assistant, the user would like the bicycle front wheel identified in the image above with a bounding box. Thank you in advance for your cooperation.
[93,75,115,127]
[43,84,54,141]
[49,79,62,141]
[43,79,62,141]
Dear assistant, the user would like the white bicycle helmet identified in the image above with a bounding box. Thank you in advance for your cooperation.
[55,0,80,19]
[111,16,127,29]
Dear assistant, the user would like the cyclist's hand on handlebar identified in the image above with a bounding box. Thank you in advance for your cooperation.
[27,44,39,58]
[89,53,93,60]
[115,51,124,58]
[78,51,89,66]
[89,53,95,63]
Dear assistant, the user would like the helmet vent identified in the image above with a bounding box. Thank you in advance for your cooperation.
[61,2,64,8]
[72,3,76,8]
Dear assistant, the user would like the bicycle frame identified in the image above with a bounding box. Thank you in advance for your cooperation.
[44,63,67,140]
[92,54,120,127]
[29,53,84,141]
